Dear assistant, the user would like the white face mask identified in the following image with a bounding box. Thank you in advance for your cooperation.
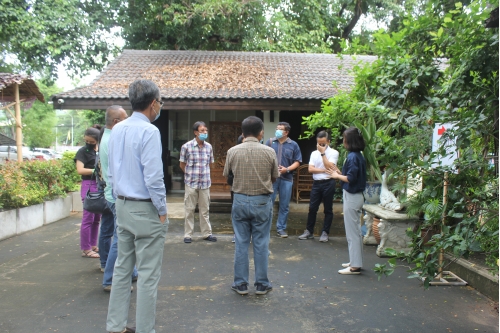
[153,108,161,121]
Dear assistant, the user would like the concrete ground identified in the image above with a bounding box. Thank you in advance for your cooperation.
[0,210,498,333]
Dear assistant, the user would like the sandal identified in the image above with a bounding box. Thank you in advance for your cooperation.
[92,246,99,253]
[82,250,100,258]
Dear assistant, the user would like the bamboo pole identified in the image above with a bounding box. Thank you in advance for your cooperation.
[14,83,23,162]
[437,172,449,279]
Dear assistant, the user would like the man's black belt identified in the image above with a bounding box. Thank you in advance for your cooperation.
[313,178,334,183]
[117,195,152,202]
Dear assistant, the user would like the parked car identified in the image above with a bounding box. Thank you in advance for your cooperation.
[32,152,52,161]
[36,148,63,159]
[0,145,34,163]
[33,148,60,160]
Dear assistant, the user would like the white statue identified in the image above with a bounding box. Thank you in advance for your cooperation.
[377,221,407,250]
[379,169,403,211]
[363,212,378,245]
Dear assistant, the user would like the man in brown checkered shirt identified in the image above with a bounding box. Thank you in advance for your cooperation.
[223,116,279,295]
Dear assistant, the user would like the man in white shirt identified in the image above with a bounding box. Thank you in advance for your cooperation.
[298,131,339,242]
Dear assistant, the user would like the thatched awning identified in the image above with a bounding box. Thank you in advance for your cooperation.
[0,73,45,105]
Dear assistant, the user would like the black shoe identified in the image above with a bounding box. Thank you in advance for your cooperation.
[184,237,192,243]
[231,284,249,295]
[204,235,217,242]
[255,283,272,295]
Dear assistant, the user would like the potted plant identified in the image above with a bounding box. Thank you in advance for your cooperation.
[354,116,384,203]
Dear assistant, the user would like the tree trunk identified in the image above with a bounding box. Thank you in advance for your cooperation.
[341,0,364,40]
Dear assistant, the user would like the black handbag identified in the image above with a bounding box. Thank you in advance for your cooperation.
[83,156,110,214]
[83,187,110,214]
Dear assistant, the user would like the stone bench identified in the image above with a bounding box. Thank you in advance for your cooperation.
[362,204,420,257]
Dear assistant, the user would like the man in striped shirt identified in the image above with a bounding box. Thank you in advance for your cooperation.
[223,116,279,295]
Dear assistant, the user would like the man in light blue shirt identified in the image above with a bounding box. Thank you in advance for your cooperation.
[106,80,168,333]
[99,105,138,292]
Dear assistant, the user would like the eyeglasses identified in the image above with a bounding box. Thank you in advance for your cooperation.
[156,99,164,107]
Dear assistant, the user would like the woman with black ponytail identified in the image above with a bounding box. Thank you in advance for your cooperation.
[75,125,102,258]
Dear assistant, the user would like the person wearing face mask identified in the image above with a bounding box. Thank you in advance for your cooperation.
[106,80,168,333]
[266,122,302,238]
[179,121,217,243]
[75,125,102,258]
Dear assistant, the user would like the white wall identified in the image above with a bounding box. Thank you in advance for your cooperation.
[262,110,280,144]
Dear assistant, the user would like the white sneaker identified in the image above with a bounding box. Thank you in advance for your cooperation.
[341,262,350,268]
[319,231,328,242]
[298,230,314,240]
[338,267,361,275]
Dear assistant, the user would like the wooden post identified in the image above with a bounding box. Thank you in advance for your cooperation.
[14,83,23,162]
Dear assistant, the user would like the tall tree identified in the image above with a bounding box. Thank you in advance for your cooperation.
[114,0,407,53]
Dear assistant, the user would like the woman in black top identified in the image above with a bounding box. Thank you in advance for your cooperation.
[327,127,367,275]
[75,126,101,258]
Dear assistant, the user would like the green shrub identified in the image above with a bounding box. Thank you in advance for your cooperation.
[0,159,80,210]
[62,151,76,160]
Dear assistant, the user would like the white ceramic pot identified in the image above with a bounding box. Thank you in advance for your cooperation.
[364,181,382,204]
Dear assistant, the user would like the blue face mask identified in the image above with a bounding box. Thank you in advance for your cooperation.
[275,129,283,139]
[199,133,208,141]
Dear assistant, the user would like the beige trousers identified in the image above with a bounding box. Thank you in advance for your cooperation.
[184,185,212,238]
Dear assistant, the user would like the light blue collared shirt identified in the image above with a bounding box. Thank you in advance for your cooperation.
[100,128,114,203]
[108,112,167,216]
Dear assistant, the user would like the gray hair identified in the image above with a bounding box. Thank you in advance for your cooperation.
[192,121,206,132]
[128,80,160,111]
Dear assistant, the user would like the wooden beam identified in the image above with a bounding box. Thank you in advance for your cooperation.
[51,97,323,112]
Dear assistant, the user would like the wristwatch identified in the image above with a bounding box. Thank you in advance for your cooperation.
[286,168,290,173]
[321,153,325,156]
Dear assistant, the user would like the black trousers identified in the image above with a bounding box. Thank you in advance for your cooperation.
[306,179,336,234]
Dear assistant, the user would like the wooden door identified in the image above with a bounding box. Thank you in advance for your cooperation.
[209,122,242,198]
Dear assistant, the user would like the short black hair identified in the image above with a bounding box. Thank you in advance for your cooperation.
[316,130,329,141]
[237,134,244,144]
[192,121,206,132]
[84,127,101,142]
[242,116,263,138]
[277,121,291,132]
[343,127,365,152]
[128,80,160,111]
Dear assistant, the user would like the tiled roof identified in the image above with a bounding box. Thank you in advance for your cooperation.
[0,73,45,103]
[0,133,16,146]
[55,50,377,101]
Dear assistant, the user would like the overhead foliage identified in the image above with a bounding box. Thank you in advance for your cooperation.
[0,0,121,81]
[111,0,409,53]
[1,0,413,80]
